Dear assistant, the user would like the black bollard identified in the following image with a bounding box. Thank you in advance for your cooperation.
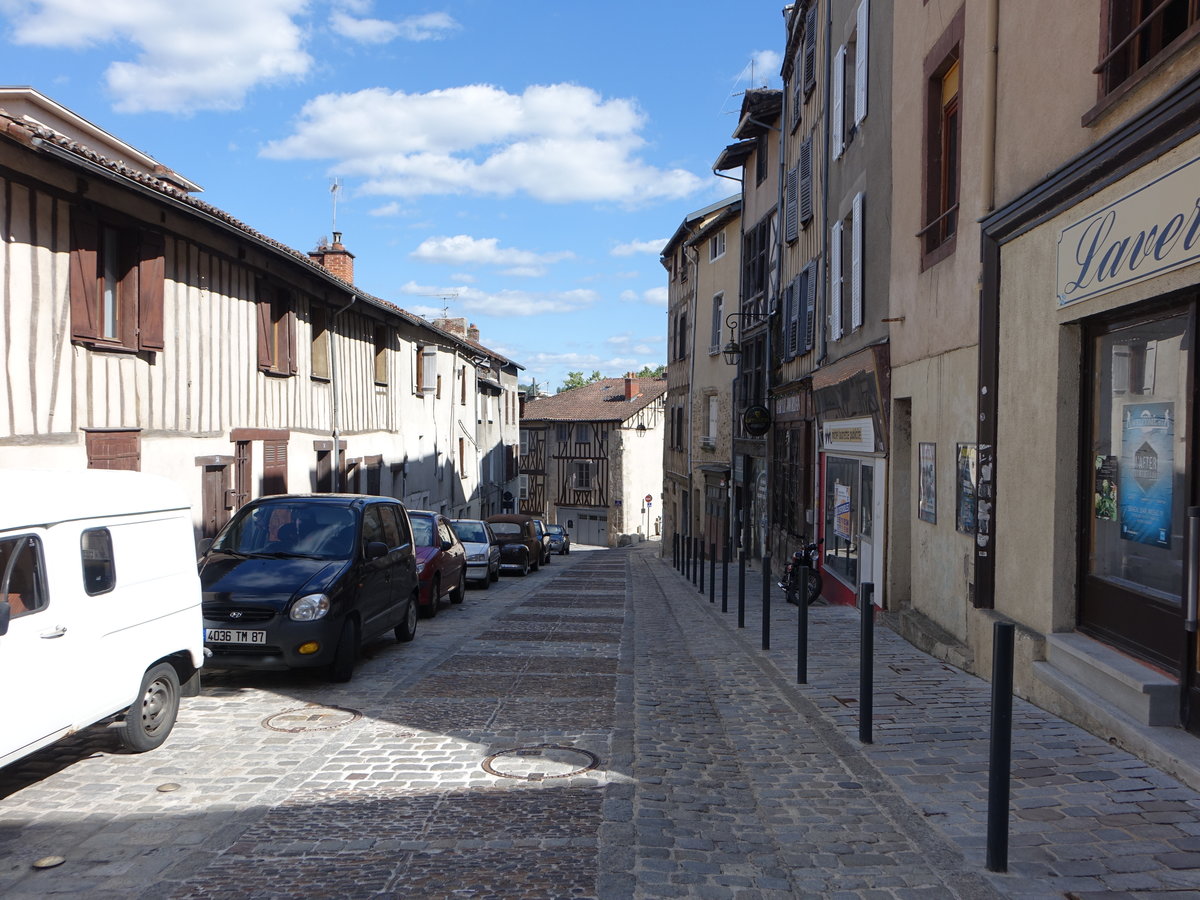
[709,543,716,604]
[686,537,693,584]
[761,554,771,650]
[987,621,1015,873]
[737,551,746,628]
[698,541,705,594]
[673,532,679,570]
[797,564,809,684]
[859,582,874,744]
[721,539,730,613]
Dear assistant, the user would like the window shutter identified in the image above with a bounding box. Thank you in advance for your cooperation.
[421,346,438,393]
[795,271,809,354]
[286,306,298,375]
[782,279,795,359]
[785,166,799,243]
[851,192,864,331]
[804,260,817,352]
[803,6,818,93]
[832,46,846,159]
[855,0,870,125]
[137,230,165,351]
[255,281,273,370]
[799,137,813,225]
[830,222,843,341]
[69,208,100,340]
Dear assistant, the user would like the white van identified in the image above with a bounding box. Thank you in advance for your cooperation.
[0,468,204,768]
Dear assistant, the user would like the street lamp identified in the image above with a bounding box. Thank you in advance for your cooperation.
[722,311,763,366]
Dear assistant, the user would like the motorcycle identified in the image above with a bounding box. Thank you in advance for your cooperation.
[779,537,823,605]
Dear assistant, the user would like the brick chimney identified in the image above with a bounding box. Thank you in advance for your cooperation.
[433,317,467,337]
[624,373,636,400]
[467,323,480,343]
[308,231,355,284]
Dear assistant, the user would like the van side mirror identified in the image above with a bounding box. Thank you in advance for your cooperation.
[0,600,10,637]
[365,541,389,560]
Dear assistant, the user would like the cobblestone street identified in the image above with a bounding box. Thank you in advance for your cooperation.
[1,541,1198,898]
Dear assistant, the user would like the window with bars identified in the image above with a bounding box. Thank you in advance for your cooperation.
[1099,0,1200,95]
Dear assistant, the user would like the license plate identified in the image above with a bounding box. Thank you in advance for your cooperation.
[205,628,267,645]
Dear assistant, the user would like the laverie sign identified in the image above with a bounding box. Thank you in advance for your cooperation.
[1057,154,1200,308]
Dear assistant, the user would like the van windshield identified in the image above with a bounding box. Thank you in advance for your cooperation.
[214,504,357,559]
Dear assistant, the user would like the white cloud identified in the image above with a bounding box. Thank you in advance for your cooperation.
[3,0,312,113]
[262,83,705,204]
[622,286,668,307]
[612,239,666,257]
[410,235,573,271]
[400,280,596,317]
[368,202,404,217]
[330,10,459,44]
[740,49,783,88]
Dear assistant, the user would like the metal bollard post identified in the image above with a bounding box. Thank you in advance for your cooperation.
[709,543,716,604]
[859,582,874,745]
[761,554,771,650]
[699,541,705,594]
[686,537,693,584]
[987,621,1015,873]
[673,532,679,570]
[797,564,809,684]
[737,551,746,628]
[721,539,730,613]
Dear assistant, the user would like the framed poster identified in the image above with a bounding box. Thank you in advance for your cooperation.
[956,443,977,534]
[1119,402,1174,549]
[918,442,937,524]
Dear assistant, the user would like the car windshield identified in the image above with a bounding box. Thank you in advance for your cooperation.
[213,503,357,560]
[489,522,522,536]
[410,515,436,547]
[547,525,564,535]
[454,522,488,543]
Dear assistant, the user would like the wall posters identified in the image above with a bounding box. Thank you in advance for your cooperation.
[834,482,852,540]
[956,443,977,534]
[1119,402,1174,549]
[918,442,937,524]
[1094,454,1118,521]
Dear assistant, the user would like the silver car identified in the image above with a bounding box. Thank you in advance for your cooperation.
[450,519,501,588]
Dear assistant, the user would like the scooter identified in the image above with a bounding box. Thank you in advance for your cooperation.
[779,537,823,605]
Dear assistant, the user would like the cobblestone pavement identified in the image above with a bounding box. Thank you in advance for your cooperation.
[0,541,1197,898]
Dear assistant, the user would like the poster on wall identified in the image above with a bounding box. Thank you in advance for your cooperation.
[956,444,977,534]
[834,482,852,540]
[1119,402,1174,549]
[1094,454,1118,521]
[918,442,937,524]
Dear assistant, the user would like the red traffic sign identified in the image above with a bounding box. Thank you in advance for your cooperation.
[644,494,653,503]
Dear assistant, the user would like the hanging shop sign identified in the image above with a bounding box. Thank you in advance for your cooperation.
[1057,153,1200,308]
[743,405,772,437]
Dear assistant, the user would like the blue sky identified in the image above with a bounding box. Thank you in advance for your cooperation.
[0,1,783,391]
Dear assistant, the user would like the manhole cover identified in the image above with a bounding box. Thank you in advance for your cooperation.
[481,744,600,781]
[262,704,362,733]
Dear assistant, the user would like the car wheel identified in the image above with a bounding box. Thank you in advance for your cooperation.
[395,592,418,643]
[421,578,440,618]
[329,618,359,683]
[490,563,500,582]
[450,570,466,603]
[120,663,181,753]
[531,552,540,572]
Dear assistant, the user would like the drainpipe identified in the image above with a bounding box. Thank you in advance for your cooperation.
[687,244,701,538]
[819,0,833,366]
[982,0,1000,213]
[329,292,357,492]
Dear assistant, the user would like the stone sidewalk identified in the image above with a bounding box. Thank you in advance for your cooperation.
[643,542,1200,897]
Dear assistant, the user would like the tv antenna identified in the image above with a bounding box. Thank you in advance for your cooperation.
[330,178,342,231]
[418,291,459,317]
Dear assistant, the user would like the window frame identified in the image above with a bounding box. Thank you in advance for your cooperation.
[256,281,298,376]
[0,534,48,619]
[373,322,389,386]
[310,305,331,380]
[919,8,964,271]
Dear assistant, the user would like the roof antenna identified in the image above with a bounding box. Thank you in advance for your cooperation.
[330,178,342,231]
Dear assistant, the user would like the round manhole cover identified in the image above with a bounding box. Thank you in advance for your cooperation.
[482,744,600,781]
[262,704,362,733]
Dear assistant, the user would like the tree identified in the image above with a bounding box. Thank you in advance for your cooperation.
[559,370,604,392]
[635,364,666,378]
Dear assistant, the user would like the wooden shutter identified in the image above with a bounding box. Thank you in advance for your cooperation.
[830,221,843,340]
[851,192,864,331]
[785,166,799,243]
[256,280,273,371]
[804,260,817,352]
[795,271,809,355]
[137,230,165,351]
[86,430,140,471]
[799,137,813,225]
[803,6,818,93]
[782,280,796,359]
[832,46,846,159]
[285,305,298,375]
[855,0,870,125]
[69,208,100,340]
[262,439,288,495]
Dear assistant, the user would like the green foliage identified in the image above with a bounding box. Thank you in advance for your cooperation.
[559,370,604,392]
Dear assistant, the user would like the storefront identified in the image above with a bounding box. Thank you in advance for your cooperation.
[981,79,1200,737]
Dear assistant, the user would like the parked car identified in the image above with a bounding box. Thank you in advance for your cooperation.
[531,518,553,565]
[199,494,419,683]
[0,468,204,768]
[451,518,501,587]
[546,523,571,555]
[408,510,468,616]
[486,514,550,575]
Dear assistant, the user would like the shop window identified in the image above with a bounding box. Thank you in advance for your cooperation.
[824,456,860,585]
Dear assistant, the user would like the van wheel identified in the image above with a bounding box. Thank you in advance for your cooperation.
[395,593,418,643]
[329,619,359,683]
[450,571,466,603]
[120,663,180,753]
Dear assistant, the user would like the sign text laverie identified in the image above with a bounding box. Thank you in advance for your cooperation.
[1057,154,1200,308]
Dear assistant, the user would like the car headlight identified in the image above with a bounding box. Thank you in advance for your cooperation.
[467,552,486,562]
[290,593,330,622]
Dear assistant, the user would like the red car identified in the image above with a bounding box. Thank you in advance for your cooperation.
[408,510,467,618]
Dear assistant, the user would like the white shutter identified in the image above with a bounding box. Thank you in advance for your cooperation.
[830,221,843,340]
[832,46,846,160]
[855,0,869,125]
[421,346,438,394]
[851,192,864,331]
